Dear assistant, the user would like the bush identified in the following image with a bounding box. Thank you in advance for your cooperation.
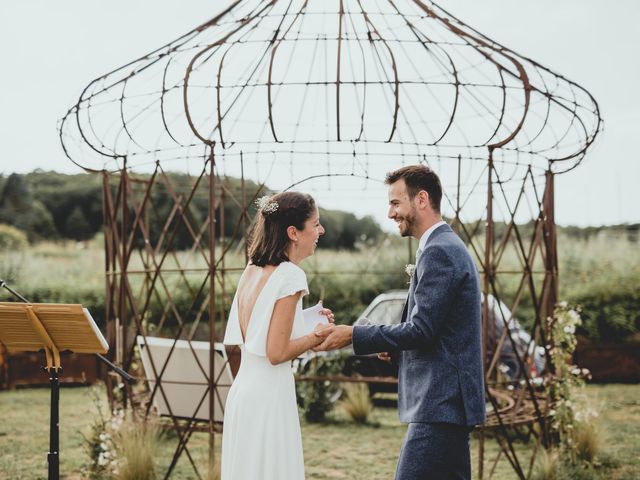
[115,418,162,480]
[571,285,640,342]
[296,353,347,423]
[339,382,373,424]
[0,223,28,251]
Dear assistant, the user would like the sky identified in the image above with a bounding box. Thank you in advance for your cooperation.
[1,0,638,228]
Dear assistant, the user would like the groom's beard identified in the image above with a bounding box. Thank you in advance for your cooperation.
[398,208,417,237]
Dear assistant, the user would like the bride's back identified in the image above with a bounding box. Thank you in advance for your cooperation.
[236,264,278,342]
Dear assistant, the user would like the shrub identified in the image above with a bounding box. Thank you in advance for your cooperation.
[573,420,601,464]
[339,382,373,424]
[296,353,347,423]
[115,418,162,480]
[532,448,560,480]
[0,223,28,251]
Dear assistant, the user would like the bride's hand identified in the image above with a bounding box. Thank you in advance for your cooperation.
[311,323,334,347]
[319,306,335,323]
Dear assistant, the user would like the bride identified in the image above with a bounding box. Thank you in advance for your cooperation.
[221,191,335,480]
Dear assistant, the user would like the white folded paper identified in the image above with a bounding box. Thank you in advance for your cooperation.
[302,301,329,335]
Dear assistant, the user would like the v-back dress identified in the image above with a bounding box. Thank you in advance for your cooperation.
[221,261,309,480]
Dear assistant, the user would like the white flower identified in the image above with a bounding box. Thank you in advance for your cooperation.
[498,364,510,374]
[563,325,575,334]
[255,195,279,215]
[558,301,568,308]
[568,309,581,324]
[405,264,416,277]
[98,453,108,466]
[548,409,556,416]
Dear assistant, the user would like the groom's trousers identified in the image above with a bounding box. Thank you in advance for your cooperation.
[395,422,472,480]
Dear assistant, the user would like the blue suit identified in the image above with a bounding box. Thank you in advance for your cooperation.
[353,224,485,479]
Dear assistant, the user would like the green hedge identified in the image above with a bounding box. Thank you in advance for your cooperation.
[3,268,637,344]
[571,285,640,342]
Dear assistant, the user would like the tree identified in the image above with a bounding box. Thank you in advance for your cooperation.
[65,206,93,241]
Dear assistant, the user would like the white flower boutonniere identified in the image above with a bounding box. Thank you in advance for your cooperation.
[405,264,416,282]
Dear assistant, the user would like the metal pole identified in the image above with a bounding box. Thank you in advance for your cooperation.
[208,147,217,473]
[47,367,60,480]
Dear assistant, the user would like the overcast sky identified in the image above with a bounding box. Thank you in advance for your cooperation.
[1,1,638,227]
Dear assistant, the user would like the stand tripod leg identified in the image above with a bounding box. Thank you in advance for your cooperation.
[48,367,60,480]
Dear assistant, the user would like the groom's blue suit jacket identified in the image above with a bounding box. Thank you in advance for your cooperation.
[353,224,485,426]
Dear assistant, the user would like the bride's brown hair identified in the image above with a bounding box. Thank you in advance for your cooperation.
[248,191,316,267]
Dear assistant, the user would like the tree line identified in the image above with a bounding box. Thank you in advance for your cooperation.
[0,171,383,249]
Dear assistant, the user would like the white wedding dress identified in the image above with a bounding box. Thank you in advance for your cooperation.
[221,261,309,480]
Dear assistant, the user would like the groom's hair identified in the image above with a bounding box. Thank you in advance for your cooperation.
[385,164,442,213]
[248,191,316,267]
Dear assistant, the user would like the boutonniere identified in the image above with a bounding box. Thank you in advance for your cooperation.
[405,264,416,282]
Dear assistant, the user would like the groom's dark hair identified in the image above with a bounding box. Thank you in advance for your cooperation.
[385,164,442,213]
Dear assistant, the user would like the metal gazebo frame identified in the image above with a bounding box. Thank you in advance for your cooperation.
[60,1,601,478]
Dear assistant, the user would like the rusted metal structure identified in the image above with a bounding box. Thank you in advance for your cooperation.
[59,1,601,478]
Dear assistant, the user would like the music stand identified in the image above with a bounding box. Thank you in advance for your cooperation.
[0,301,108,480]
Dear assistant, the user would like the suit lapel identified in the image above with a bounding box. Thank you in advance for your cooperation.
[401,224,451,324]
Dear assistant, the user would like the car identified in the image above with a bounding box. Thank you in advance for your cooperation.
[298,290,545,396]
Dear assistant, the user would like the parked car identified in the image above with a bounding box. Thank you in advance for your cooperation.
[298,290,545,395]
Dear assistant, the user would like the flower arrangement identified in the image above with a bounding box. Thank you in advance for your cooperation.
[82,389,124,478]
[546,301,594,464]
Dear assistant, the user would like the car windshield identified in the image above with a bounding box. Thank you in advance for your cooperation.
[367,299,405,325]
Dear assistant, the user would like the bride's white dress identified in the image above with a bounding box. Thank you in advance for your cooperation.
[221,261,309,480]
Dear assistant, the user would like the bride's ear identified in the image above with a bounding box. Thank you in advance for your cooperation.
[286,225,298,242]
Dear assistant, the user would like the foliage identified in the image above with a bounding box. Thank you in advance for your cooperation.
[0,171,384,250]
[532,448,560,480]
[1,384,638,479]
[82,388,123,478]
[0,223,28,251]
[489,230,640,343]
[0,223,28,283]
[0,173,57,241]
[545,301,603,477]
[318,208,382,249]
[82,386,162,480]
[339,382,373,424]
[296,352,348,423]
[573,419,601,464]
[115,418,162,480]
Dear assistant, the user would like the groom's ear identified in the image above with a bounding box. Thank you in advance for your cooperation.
[416,190,431,210]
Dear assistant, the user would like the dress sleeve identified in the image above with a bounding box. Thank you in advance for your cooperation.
[276,263,309,300]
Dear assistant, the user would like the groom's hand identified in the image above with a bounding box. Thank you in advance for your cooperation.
[313,325,353,351]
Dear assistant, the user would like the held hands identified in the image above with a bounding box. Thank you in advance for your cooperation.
[311,322,335,347]
[313,325,353,352]
[311,306,335,347]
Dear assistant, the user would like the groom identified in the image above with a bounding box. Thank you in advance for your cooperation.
[316,165,485,479]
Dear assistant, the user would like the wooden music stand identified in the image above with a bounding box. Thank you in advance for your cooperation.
[0,302,108,480]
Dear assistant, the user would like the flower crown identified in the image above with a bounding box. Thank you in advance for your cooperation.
[255,195,279,215]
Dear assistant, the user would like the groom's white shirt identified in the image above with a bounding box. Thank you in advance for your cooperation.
[417,220,447,258]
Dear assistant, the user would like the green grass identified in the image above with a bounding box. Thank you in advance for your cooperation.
[0,384,638,479]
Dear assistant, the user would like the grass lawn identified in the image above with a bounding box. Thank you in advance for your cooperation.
[0,383,638,479]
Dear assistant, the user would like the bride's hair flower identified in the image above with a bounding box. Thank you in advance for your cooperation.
[255,195,279,215]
